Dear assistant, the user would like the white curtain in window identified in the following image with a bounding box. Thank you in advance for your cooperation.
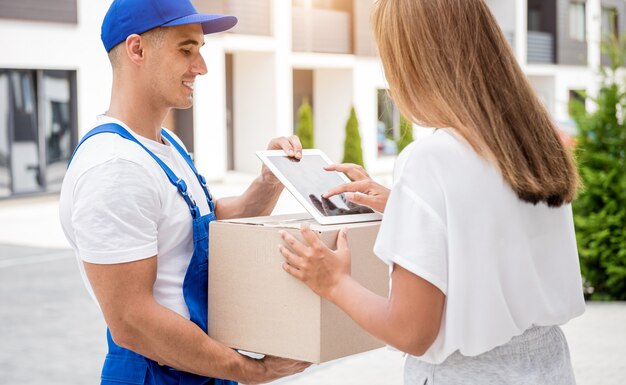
[569,2,586,42]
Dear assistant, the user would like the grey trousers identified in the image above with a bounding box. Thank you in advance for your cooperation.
[405,326,576,385]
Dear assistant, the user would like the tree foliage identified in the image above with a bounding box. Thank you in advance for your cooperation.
[570,35,626,300]
[342,107,364,167]
[397,115,414,153]
[295,99,314,149]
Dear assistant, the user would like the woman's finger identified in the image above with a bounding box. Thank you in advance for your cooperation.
[336,228,349,252]
[300,225,324,251]
[344,192,376,207]
[282,261,304,281]
[324,163,364,173]
[324,163,369,181]
[278,244,302,270]
[279,230,308,256]
[325,165,369,181]
[323,180,370,199]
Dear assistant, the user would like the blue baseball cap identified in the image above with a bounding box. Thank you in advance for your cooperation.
[101,0,238,52]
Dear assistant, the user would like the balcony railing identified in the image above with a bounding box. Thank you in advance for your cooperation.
[527,31,555,64]
[354,0,377,57]
[292,7,351,54]
[195,0,271,36]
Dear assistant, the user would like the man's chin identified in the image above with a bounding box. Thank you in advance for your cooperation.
[172,99,194,110]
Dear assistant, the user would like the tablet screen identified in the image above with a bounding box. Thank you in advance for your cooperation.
[268,155,374,217]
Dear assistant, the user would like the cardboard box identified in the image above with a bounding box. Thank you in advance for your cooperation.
[208,213,389,364]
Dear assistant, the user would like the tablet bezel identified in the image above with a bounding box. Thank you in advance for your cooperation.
[256,149,383,225]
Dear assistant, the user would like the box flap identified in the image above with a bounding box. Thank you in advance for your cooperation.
[217,212,380,231]
[218,213,313,227]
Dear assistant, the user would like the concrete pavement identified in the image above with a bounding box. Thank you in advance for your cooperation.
[0,173,624,385]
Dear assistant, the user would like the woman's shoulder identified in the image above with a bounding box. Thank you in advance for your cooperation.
[399,129,469,170]
[395,128,497,200]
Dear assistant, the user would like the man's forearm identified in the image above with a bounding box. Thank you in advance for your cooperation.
[215,174,284,220]
[111,299,262,382]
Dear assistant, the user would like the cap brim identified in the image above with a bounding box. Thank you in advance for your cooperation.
[162,14,238,34]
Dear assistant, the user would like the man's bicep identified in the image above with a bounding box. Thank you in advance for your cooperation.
[83,256,158,327]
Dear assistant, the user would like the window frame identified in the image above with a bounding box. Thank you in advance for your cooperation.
[376,89,401,158]
[601,6,619,41]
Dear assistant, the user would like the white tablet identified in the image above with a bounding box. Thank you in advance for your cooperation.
[256,149,383,225]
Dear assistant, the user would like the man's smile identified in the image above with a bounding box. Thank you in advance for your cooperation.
[183,81,194,91]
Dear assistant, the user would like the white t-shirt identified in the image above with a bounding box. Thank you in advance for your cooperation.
[374,128,585,364]
[59,116,212,319]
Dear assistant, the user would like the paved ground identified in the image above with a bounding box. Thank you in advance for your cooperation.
[0,244,624,385]
[0,174,624,385]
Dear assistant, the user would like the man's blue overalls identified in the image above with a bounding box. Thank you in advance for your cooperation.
[69,123,237,385]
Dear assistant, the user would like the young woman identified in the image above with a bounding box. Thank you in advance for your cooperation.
[277,0,585,383]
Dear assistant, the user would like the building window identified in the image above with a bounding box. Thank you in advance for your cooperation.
[0,69,77,198]
[602,7,619,40]
[377,89,399,156]
[528,8,542,32]
[569,2,586,42]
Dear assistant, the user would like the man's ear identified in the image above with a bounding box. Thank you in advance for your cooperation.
[125,34,144,65]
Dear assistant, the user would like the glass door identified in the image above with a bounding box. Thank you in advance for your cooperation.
[0,72,11,197]
[9,71,43,194]
[42,70,75,191]
[0,68,77,198]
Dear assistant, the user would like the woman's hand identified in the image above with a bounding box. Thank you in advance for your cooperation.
[278,225,352,301]
[323,163,390,213]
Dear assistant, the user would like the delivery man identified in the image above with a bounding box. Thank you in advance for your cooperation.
[59,0,310,384]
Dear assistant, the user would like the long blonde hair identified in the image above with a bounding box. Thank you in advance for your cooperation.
[372,0,578,207]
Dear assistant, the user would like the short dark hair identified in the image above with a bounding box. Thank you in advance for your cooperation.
[108,27,168,69]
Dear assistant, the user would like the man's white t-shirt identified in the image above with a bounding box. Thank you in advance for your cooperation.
[59,116,212,319]
[374,128,585,364]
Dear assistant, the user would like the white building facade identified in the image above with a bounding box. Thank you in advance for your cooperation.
[0,0,620,199]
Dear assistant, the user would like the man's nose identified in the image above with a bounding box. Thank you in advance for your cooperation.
[193,53,208,76]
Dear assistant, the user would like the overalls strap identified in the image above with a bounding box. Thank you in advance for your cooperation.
[69,123,234,384]
[161,130,215,213]
[69,123,201,218]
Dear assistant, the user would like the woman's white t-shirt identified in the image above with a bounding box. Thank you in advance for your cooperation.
[59,116,212,319]
[373,128,585,364]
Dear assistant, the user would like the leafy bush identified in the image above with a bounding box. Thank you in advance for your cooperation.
[570,36,626,300]
[397,115,414,153]
[295,99,314,149]
[342,107,364,166]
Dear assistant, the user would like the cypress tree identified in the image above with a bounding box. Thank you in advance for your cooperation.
[295,99,314,149]
[342,107,364,167]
